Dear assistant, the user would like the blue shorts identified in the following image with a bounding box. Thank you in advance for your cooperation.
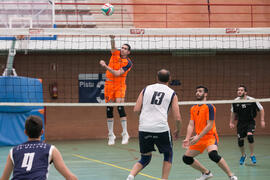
[139,131,173,154]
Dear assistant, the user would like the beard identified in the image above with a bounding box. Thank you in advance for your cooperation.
[196,95,204,100]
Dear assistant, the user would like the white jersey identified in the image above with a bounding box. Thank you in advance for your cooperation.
[139,83,176,133]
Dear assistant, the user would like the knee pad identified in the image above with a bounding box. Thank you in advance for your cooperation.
[163,150,173,163]
[138,155,152,168]
[208,150,222,163]
[247,135,254,143]
[117,106,126,117]
[182,155,194,165]
[107,106,113,118]
[238,138,244,147]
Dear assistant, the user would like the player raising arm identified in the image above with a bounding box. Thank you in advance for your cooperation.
[99,35,133,145]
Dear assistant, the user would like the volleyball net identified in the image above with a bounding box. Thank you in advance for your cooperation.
[0,27,269,103]
[0,27,269,142]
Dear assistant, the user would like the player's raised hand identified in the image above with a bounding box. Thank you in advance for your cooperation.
[99,60,106,67]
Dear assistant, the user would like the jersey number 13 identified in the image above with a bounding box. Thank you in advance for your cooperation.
[151,91,165,105]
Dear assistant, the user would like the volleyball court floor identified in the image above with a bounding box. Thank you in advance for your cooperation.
[0,136,269,180]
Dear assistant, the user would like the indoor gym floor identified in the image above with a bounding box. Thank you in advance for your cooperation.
[0,136,270,180]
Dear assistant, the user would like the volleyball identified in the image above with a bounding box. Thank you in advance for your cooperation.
[101,3,114,16]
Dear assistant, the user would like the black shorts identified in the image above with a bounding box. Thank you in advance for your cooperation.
[139,131,172,154]
[237,123,256,138]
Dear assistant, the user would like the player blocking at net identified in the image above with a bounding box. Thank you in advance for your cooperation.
[126,69,182,180]
[99,35,133,145]
[182,86,237,180]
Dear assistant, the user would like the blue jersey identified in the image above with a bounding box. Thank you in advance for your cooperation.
[10,141,54,180]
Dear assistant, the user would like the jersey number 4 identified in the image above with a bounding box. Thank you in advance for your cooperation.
[21,152,35,171]
[151,91,165,105]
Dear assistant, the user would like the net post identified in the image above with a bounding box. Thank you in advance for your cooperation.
[3,38,17,76]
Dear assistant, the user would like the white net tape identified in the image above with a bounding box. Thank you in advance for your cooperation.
[0,28,269,51]
[0,98,269,107]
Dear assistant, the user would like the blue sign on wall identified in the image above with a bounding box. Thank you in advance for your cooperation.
[79,74,105,103]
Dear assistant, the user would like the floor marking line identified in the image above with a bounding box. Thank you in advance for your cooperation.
[72,154,161,180]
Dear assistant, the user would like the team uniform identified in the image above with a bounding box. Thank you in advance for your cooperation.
[139,83,175,157]
[189,104,219,153]
[104,50,132,102]
[231,96,263,138]
[9,140,54,180]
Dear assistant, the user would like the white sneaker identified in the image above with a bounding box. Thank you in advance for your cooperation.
[196,171,213,180]
[229,175,238,180]
[121,132,129,144]
[108,134,116,145]
[126,174,134,180]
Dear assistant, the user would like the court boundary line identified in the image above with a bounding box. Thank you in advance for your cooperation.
[72,154,161,180]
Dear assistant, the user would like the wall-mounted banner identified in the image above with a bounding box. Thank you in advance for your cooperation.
[79,74,105,103]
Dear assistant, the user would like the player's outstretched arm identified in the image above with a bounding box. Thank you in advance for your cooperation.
[182,120,194,148]
[52,147,78,180]
[110,35,117,53]
[134,90,143,114]
[192,119,214,144]
[171,95,182,140]
[0,154,13,180]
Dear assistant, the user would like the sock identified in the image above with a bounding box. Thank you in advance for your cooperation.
[127,174,134,180]
[107,119,114,135]
[121,119,128,134]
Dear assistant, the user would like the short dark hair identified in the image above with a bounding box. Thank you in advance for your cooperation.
[25,115,43,138]
[238,84,247,92]
[123,43,131,51]
[157,69,170,83]
[196,85,208,93]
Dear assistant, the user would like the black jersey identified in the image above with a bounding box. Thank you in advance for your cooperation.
[231,96,263,124]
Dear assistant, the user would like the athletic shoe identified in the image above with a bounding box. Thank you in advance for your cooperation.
[239,154,246,165]
[250,155,257,164]
[126,174,134,180]
[229,175,238,180]
[196,171,213,180]
[108,134,116,145]
[121,132,129,144]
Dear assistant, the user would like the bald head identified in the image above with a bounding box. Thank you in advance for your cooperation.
[157,69,170,83]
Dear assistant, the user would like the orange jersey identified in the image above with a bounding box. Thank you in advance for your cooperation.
[190,104,218,140]
[106,50,132,84]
